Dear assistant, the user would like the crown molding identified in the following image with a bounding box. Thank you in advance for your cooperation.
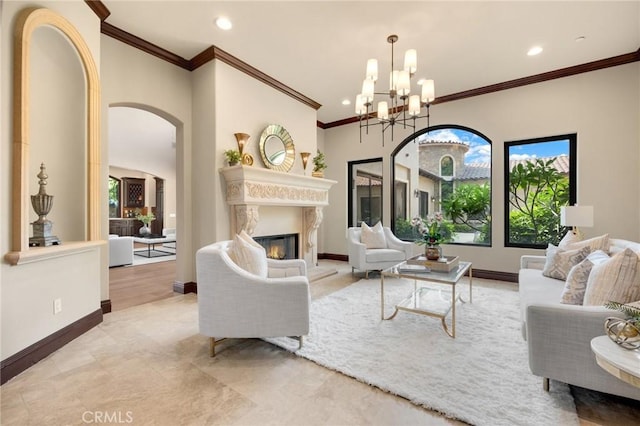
[190,46,321,110]
[84,0,110,21]
[101,21,191,70]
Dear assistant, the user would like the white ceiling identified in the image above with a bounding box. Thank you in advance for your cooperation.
[101,1,640,124]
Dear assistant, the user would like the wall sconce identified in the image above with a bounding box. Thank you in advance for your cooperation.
[413,189,420,198]
[431,195,439,203]
[234,132,250,155]
[560,205,594,237]
[300,152,311,175]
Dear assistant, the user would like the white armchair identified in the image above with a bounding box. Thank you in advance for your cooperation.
[347,226,414,278]
[196,240,310,356]
[108,235,133,267]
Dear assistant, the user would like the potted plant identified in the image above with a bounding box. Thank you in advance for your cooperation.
[224,149,242,166]
[312,149,327,177]
[136,212,155,236]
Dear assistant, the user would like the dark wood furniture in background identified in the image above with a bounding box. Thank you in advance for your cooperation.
[122,178,145,208]
[109,219,143,236]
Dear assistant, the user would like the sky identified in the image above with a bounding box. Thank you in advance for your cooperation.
[422,128,569,164]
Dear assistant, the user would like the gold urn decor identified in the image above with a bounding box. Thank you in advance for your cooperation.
[29,163,61,247]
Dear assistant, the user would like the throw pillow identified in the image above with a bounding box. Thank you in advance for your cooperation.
[559,233,610,253]
[542,245,590,281]
[583,248,640,306]
[229,234,268,278]
[560,258,594,305]
[239,229,263,249]
[361,221,387,249]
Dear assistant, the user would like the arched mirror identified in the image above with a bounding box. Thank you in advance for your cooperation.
[258,124,295,172]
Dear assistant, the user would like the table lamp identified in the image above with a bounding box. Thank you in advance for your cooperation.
[560,205,594,238]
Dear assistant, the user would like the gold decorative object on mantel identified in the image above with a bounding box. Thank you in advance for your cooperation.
[234,132,254,165]
[29,163,61,247]
[300,152,311,175]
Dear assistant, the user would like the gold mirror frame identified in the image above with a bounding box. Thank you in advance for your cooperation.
[258,124,295,172]
[7,8,101,262]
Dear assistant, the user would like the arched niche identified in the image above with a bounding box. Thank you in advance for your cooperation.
[6,8,101,265]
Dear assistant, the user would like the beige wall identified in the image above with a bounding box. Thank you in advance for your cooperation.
[320,63,640,274]
[101,35,193,286]
[1,1,102,359]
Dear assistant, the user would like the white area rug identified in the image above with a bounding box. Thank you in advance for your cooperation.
[132,248,176,266]
[266,278,579,426]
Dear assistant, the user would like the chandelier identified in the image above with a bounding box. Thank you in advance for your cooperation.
[355,34,435,145]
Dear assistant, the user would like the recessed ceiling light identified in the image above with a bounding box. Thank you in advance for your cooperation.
[527,46,543,56]
[215,16,232,30]
[342,99,351,106]
[575,36,586,42]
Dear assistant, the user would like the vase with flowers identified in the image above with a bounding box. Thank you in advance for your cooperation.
[136,212,156,236]
[411,212,445,260]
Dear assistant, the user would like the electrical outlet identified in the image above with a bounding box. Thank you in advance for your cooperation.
[53,298,62,315]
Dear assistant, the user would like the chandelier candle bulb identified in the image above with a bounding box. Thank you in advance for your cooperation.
[355,95,366,114]
[389,70,399,92]
[362,79,374,102]
[404,49,417,74]
[408,95,421,116]
[377,101,389,120]
[421,79,435,102]
[366,59,378,81]
[397,71,411,97]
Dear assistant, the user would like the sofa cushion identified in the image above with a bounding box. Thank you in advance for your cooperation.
[518,268,565,338]
[583,248,640,306]
[559,233,610,253]
[230,234,268,278]
[542,245,590,280]
[361,221,387,249]
[365,248,406,263]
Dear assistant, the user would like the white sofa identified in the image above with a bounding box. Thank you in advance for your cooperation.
[347,226,414,278]
[519,238,640,401]
[196,240,310,356]
[108,234,133,267]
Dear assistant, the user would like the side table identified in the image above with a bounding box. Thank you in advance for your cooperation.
[590,335,640,388]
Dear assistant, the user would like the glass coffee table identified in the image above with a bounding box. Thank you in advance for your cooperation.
[381,259,472,338]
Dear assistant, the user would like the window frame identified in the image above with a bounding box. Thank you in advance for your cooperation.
[348,157,383,227]
[503,133,577,249]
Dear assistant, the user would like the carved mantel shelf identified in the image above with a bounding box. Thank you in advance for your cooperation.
[219,165,337,267]
[219,165,337,207]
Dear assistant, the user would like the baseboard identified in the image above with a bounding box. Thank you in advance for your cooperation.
[101,299,112,314]
[319,253,348,262]
[173,280,197,294]
[0,308,103,385]
[319,253,518,283]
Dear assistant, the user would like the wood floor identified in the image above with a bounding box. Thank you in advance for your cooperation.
[108,259,176,311]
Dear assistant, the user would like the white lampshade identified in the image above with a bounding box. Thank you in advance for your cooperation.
[408,95,421,116]
[355,94,366,115]
[560,205,594,227]
[404,49,417,74]
[389,70,399,91]
[366,59,378,81]
[421,79,435,103]
[397,70,411,97]
[361,79,374,102]
[377,101,389,120]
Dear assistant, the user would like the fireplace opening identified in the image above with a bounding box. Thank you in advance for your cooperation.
[253,234,299,260]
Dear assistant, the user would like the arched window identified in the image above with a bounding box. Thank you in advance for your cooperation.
[392,125,492,246]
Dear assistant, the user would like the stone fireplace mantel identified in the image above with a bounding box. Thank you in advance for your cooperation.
[220,165,337,267]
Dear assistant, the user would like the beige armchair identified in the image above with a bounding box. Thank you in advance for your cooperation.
[196,240,310,356]
[347,226,414,278]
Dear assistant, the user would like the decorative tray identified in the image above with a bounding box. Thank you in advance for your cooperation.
[407,255,459,272]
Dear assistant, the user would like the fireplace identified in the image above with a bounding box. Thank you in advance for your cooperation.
[253,234,299,260]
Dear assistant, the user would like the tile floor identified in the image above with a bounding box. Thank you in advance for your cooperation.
[1,260,638,425]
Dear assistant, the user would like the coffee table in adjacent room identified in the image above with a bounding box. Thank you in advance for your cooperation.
[381,259,472,338]
[132,236,176,258]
